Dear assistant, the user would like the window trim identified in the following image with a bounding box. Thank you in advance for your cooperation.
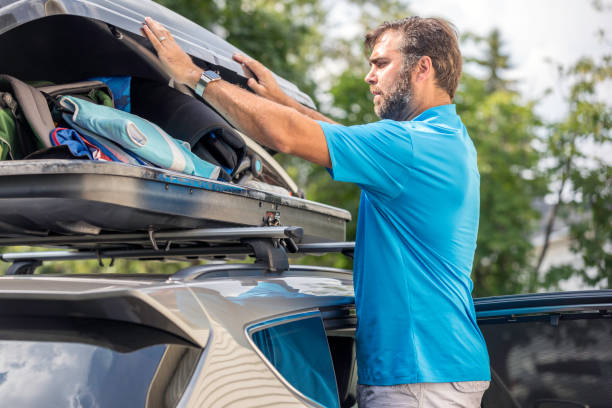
[245,309,340,408]
[175,330,212,408]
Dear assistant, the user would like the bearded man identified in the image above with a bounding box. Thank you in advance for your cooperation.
[143,15,491,407]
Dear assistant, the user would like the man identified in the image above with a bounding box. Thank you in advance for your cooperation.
[143,15,490,407]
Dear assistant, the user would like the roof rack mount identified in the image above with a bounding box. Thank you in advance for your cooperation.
[1,226,304,275]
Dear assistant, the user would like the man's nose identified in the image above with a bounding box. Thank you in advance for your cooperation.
[364,67,376,85]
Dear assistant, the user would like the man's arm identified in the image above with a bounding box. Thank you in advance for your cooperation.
[232,54,338,124]
[200,80,332,168]
[142,17,332,168]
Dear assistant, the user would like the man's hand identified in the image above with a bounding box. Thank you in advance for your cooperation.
[233,54,291,106]
[233,54,337,124]
[141,17,202,87]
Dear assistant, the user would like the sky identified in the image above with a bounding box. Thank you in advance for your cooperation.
[410,0,612,121]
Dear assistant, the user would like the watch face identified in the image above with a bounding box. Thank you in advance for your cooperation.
[204,70,221,81]
[195,70,221,96]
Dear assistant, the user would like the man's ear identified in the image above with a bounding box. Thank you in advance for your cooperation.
[413,56,433,83]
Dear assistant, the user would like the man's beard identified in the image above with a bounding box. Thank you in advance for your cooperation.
[374,72,415,121]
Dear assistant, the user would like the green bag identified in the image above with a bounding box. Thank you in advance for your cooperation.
[0,75,115,160]
[0,90,43,160]
[0,107,16,160]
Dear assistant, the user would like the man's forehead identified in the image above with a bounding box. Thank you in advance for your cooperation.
[369,30,403,60]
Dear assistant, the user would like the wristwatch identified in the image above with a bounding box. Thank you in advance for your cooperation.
[194,70,222,97]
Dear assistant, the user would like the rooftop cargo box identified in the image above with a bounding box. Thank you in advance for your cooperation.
[0,0,350,244]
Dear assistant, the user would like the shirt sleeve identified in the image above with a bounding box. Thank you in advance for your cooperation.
[318,120,414,199]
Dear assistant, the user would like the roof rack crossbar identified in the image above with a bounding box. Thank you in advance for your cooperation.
[0,226,304,247]
[297,242,355,258]
[1,245,255,263]
[0,241,355,264]
[0,239,354,277]
[1,242,297,275]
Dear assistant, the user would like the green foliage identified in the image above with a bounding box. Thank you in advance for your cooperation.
[458,31,547,296]
[539,52,612,289]
[329,70,376,125]
[462,29,516,94]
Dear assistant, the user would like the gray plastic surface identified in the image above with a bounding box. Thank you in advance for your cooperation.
[0,160,350,243]
[0,0,315,108]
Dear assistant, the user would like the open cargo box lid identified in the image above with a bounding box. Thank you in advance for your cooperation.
[0,0,315,109]
[0,160,351,244]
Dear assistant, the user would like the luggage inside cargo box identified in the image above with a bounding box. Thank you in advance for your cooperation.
[0,10,300,192]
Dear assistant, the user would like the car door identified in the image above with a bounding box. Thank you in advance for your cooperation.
[476,291,612,408]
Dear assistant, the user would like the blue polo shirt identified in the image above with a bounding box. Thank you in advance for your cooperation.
[318,104,490,386]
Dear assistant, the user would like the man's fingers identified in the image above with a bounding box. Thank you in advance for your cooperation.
[245,59,267,77]
[232,53,245,63]
[234,54,258,80]
[247,78,265,94]
[142,25,163,51]
[144,17,166,38]
[144,17,175,45]
[232,53,253,65]
[233,54,267,77]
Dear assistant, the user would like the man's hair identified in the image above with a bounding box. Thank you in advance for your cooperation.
[365,16,462,99]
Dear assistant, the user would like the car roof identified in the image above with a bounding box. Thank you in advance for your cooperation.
[0,264,355,348]
[0,0,315,108]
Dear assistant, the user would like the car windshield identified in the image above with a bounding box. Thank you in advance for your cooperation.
[0,318,202,408]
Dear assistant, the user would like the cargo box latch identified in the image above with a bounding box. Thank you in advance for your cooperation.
[263,211,281,226]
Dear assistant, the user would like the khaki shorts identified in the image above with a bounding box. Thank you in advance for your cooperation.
[357,381,490,408]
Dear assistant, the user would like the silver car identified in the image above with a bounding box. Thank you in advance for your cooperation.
[0,261,357,407]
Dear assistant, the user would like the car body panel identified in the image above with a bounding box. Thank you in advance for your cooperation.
[0,266,355,407]
[0,276,212,346]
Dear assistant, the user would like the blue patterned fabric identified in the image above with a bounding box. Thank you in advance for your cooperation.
[60,96,220,179]
[49,128,94,159]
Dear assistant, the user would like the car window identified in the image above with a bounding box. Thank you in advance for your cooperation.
[480,314,612,408]
[251,315,340,408]
[0,318,202,408]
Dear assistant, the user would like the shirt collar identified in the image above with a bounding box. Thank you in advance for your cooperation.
[412,104,457,122]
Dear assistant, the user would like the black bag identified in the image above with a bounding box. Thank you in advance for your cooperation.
[131,78,246,175]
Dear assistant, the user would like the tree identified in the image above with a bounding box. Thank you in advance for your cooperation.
[463,29,516,94]
[458,31,547,296]
[538,53,612,289]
